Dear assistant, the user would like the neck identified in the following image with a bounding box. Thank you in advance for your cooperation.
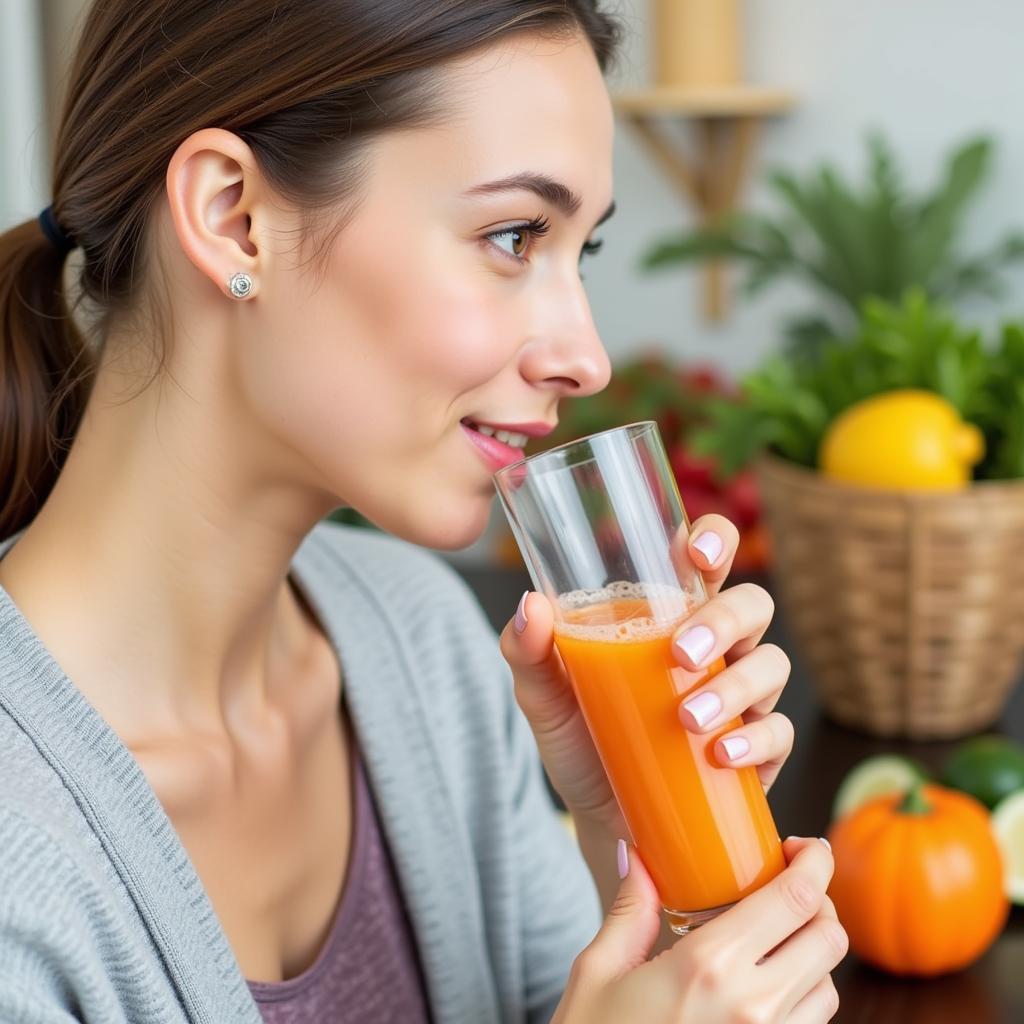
[0,344,336,741]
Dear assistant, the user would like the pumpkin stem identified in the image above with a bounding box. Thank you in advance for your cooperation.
[899,781,931,815]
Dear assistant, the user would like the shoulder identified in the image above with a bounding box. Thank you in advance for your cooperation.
[0,798,108,969]
[0,801,86,905]
[0,711,81,842]
[0,718,118,926]
[0,801,147,1020]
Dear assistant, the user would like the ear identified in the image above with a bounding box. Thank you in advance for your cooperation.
[165,128,266,300]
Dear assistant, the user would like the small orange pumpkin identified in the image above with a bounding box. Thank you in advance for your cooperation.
[827,781,1009,976]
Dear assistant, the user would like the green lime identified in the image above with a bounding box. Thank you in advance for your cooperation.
[941,735,1024,810]
[832,754,929,821]
[991,790,1024,905]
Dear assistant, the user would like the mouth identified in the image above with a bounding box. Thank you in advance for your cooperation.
[460,417,555,471]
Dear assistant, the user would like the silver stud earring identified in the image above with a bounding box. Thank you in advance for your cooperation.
[227,272,254,299]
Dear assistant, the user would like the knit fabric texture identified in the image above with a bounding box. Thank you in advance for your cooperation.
[0,522,601,1023]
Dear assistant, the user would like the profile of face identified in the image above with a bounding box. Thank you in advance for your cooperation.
[168,30,614,551]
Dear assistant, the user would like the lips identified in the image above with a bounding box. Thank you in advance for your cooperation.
[461,417,553,471]
[461,418,555,438]
[470,424,530,448]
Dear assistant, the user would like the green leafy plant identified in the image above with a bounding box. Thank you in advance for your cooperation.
[643,133,1024,356]
[693,290,1022,481]
[982,324,1024,479]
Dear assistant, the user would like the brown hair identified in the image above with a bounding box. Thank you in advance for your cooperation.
[0,0,620,539]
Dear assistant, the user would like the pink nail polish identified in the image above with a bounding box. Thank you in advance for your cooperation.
[514,591,529,634]
[681,690,722,729]
[617,838,629,880]
[693,531,724,566]
[721,735,750,761]
[674,624,715,666]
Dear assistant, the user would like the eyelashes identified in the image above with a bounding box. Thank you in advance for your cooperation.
[484,215,604,266]
[486,215,551,259]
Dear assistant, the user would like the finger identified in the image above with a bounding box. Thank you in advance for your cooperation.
[685,515,741,598]
[713,712,795,792]
[762,911,848,1018]
[579,843,664,979]
[820,894,838,922]
[671,583,775,673]
[787,974,840,1024]
[762,895,839,960]
[498,591,577,732]
[678,644,792,733]
[499,590,555,672]
[699,837,835,962]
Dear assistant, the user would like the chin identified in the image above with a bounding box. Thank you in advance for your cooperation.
[362,493,493,552]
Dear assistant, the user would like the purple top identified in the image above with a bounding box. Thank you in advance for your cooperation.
[247,744,432,1023]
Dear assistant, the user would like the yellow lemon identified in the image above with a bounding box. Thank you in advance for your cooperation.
[820,389,985,490]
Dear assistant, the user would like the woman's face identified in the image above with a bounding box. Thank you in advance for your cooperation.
[250,31,615,549]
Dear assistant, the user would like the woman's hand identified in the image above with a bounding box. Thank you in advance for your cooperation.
[553,837,846,1023]
[499,514,794,838]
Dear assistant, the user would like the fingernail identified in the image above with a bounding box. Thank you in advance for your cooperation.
[674,624,715,666]
[514,591,529,634]
[721,735,750,761]
[693,531,724,566]
[681,690,723,729]
[818,837,831,851]
[617,839,629,880]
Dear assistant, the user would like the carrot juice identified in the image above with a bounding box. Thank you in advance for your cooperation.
[554,586,784,923]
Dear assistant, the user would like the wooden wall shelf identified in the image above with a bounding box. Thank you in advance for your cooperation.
[614,85,796,321]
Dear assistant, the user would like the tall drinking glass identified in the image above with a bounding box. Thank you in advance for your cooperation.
[494,421,784,934]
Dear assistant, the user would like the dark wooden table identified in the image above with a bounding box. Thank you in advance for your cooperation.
[455,565,1024,1024]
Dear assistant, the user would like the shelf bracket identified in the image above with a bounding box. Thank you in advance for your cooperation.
[615,87,794,321]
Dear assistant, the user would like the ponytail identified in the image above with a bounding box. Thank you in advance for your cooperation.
[0,217,94,538]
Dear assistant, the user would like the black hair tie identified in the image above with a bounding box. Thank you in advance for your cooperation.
[38,205,76,256]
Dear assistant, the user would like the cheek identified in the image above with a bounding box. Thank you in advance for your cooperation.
[236,246,518,499]
[320,231,517,419]
[396,284,513,397]
[234,281,509,548]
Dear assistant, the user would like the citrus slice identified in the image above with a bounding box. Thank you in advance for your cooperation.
[991,789,1024,905]
[832,755,928,821]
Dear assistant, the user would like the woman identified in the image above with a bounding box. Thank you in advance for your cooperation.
[0,1,846,1021]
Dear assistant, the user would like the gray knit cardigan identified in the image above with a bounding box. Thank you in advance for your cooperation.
[0,522,601,1023]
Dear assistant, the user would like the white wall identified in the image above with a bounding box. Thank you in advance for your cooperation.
[0,2,46,228]
[590,0,1024,374]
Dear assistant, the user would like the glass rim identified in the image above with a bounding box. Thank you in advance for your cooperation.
[493,420,659,481]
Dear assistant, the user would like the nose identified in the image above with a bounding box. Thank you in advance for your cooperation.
[519,278,612,398]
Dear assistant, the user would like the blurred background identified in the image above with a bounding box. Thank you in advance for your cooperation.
[4,2,1024,1017]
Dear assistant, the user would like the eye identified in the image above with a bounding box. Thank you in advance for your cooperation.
[578,238,604,281]
[485,215,551,262]
[490,227,530,258]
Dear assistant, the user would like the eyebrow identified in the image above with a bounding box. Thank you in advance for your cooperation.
[463,173,616,229]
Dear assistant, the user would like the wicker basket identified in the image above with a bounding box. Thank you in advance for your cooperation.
[755,454,1024,739]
